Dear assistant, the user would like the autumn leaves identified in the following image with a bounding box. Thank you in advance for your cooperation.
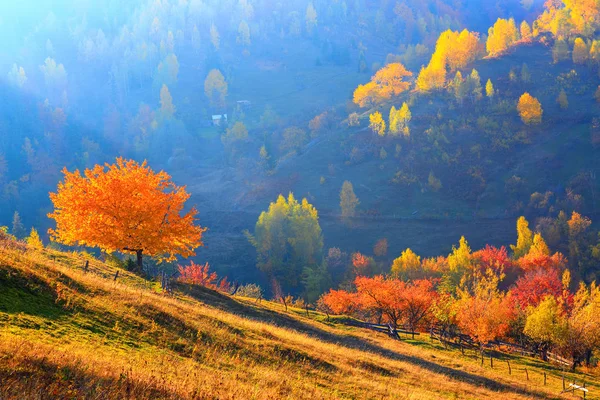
[48,158,206,269]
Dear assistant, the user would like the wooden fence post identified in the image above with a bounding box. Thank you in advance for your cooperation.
[113,270,119,282]
[525,368,529,381]
[507,360,511,375]
[83,260,89,272]
[543,372,546,386]
[490,354,493,368]
[562,375,565,390]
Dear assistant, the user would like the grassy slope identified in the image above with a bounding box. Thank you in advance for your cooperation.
[1,246,599,399]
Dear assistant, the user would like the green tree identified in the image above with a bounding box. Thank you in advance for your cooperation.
[557,89,569,109]
[340,181,359,220]
[521,63,531,83]
[11,211,25,239]
[247,193,323,292]
[467,69,483,102]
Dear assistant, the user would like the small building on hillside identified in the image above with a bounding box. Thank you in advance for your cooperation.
[212,114,228,126]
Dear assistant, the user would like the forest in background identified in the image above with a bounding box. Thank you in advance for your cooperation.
[2,0,600,292]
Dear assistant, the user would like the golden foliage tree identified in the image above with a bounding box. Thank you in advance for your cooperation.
[48,158,206,269]
[369,111,386,136]
[485,79,495,100]
[391,248,421,279]
[353,63,412,107]
[204,69,228,109]
[520,20,532,40]
[416,29,480,91]
[517,92,543,125]
[511,216,533,258]
[27,228,43,250]
[486,18,520,56]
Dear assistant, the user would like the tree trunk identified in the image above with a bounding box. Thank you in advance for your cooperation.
[136,250,143,271]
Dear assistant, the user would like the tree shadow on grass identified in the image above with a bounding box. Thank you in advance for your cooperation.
[0,355,175,400]
[180,284,557,399]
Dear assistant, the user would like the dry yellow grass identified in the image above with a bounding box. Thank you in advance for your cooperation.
[1,245,598,399]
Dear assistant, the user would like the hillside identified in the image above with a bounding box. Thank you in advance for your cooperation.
[1,243,598,399]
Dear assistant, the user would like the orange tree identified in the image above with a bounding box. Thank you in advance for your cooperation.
[48,158,206,270]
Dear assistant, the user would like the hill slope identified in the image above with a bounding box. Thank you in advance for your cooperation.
[0,244,598,399]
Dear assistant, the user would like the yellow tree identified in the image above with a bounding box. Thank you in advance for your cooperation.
[48,158,206,270]
[397,102,411,137]
[353,63,412,107]
[485,79,495,100]
[160,84,176,119]
[391,248,421,279]
[27,228,44,249]
[520,20,532,40]
[517,92,543,125]
[486,18,520,56]
[511,216,533,258]
[204,69,228,109]
[353,82,379,108]
[369,112,386,136]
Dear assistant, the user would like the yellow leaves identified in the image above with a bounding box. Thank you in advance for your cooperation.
[204,69,228,109]
[353,63,412,107]
[48,158,206,262]
[27,228,44,250]
[517,92,543,125]
[486,18,520,57]
[369,112,386,136]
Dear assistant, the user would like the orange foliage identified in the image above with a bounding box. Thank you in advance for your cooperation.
[472,245,514,275]
[518,251,567,272]
[517,92,543,125]
[456,273,514,348]
[48,158,206,268]
[323,276,437,330]
[353,63,412,107]
[321,289,358,314]
[352,252,370,271]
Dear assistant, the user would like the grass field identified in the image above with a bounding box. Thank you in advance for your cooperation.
[1,244,598,399]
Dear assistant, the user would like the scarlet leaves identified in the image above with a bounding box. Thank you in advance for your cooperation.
[322,275,437,329]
